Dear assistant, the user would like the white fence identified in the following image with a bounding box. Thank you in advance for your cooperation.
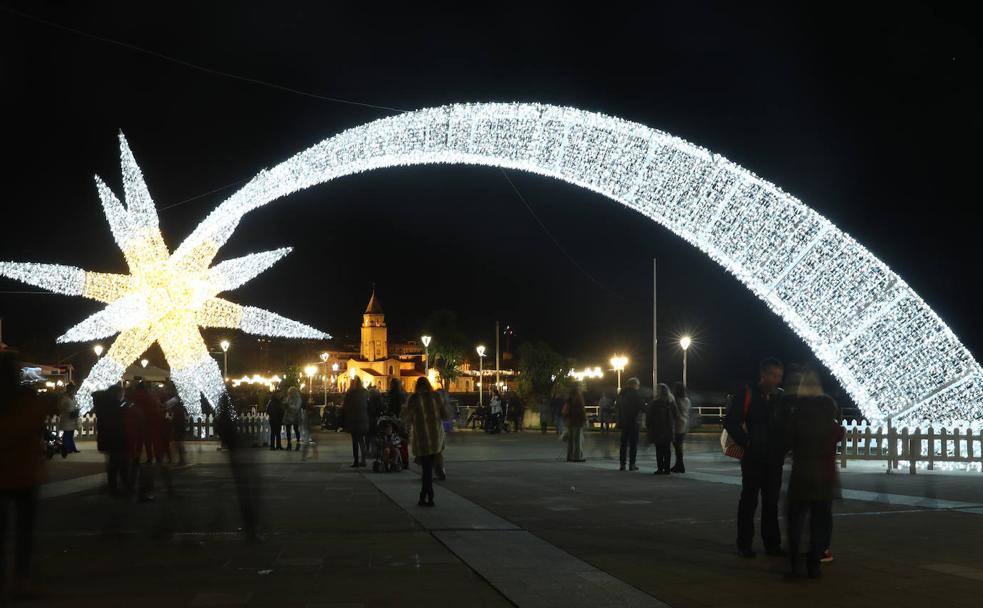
[45,413,275,445]
[839,424,983,473]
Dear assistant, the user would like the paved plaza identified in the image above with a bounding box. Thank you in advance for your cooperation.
[25,430,983,607]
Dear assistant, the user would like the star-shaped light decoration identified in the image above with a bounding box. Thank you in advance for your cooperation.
[0,134,330,415]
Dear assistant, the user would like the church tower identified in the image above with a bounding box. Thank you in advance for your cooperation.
[360,288,388,361]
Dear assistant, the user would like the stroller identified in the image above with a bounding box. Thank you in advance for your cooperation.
[371,414,406,472]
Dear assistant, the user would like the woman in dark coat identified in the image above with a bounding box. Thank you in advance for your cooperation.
[647,383,677,475]
[785,369,843,578]
[564,386,587,462]
[93,385,128,496]
[266,392,284,450]
[343,377,370,467]
[386,379,406,418]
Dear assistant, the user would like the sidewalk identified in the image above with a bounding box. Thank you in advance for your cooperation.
[32,432,983,608]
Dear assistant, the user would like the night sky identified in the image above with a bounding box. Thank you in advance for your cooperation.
[1,2,980,396]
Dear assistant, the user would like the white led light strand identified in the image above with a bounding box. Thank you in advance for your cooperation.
[177,103,981,430]
[0,134,330,416]
[1,103,978,429]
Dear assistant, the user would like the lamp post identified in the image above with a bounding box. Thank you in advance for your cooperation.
[476,345,486,406]
[610,355,628,393]
[679,336,691,388]
[304,365,317,401]
[421,335,432,374]
[93,344,104,357]
[320,352,329,405]
[140,358,149,369]
[219,339,230,379]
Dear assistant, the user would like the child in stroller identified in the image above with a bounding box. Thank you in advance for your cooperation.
[372,415,404,472]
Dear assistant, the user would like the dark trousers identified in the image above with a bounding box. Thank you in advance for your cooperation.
[655,441,672,471]
[787,499,832,572]
[61,429,78,455]
[286,424,300,446]
[737,456,783,550]
[672,433,686,471]
[619,424,639,466]
[106,449,129,495]
[0,487,38,588]
[269,422,282,449]
[420,454,435,498]
[351,433,367,464]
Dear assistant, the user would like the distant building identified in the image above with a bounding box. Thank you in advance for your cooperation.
[337,289,474,393]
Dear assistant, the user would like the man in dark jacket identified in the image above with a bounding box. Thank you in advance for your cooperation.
[343,378,370,467]
[614,378,645,471]
[93,385,127,497]
[266,393,284,450]
[724,357,786,558]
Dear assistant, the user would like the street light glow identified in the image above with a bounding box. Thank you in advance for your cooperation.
[476,345,486,358]
[140,359,149,368]
[220,339,230,352]
[319,352,329,362]
[421,335,432,348]
[93,344,104,357]
[680,336,692,351]
[304,365,317,377]
[610,355,628,371]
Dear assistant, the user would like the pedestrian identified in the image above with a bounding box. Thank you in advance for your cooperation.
[0,353,56,598]
[214,393,262,541]
[488,388,503,433]
[538,397,551,434]
[551,392,565,436]
[647,383,677,474]
[283,386,302,451]
[404,378,448,507]
[93,384,128,497]
[509,392,524,432]
[614,378,645,471]
[564,385,587,462]
[671,382,691,473]
[164,388,187,465]
[343,377,370,467]
[724,357,787,558]
[434,387,453,479]
[386,378,406,418]
[599,392,613,434]
[57,383,81,457]
[129,379,172,501]
[784,368,843,578]
[266,392,284,450]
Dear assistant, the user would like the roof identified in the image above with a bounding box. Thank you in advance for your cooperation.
[364,289,384,315]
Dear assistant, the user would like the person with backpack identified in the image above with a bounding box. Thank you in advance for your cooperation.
[723,357,787,558]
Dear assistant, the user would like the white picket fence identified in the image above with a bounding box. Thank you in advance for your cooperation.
[839,423,983,473]
[45,412,275,445]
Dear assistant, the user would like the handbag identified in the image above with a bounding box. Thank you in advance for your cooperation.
[720,388,751,459]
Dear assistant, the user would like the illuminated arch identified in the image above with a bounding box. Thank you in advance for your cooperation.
[180,103,979,427]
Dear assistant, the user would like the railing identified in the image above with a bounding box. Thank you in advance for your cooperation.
[839,423,983,474]
[45,413,276,446]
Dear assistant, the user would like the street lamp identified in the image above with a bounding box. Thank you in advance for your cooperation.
[140,358,149,368]
[421,335,432,374]
[219,340,230,378]
[610,355,628,393]
[320,352,329,405]
[304,365,317,401]
[679,336,692,388]
[476,345,487,406]
[93,344,104,357]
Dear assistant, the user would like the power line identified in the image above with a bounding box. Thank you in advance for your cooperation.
[2,6,409,114]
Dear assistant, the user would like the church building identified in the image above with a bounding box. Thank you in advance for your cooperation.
[337,290,432,392]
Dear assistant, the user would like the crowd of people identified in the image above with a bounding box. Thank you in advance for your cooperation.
[0,348,845,596]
